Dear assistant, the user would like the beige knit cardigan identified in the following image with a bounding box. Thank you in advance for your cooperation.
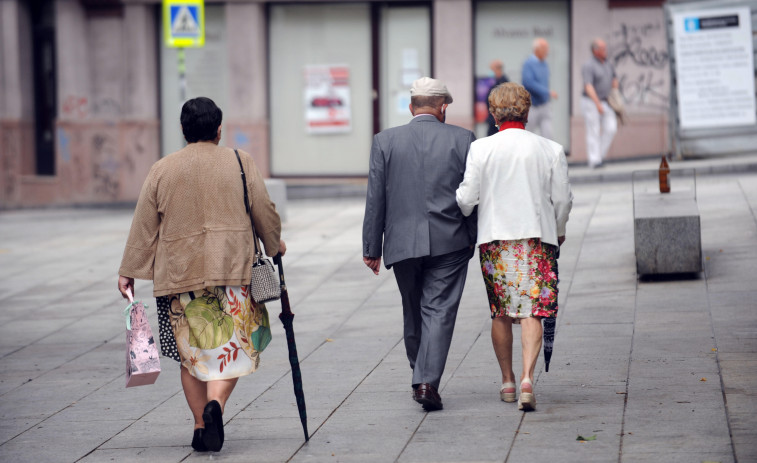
[119,142,281,297]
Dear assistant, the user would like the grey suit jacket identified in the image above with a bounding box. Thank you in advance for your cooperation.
[362,115,477,268]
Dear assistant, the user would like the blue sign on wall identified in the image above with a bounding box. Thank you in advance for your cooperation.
[684,17,700,32]
[163,0,205,47]
[170,5,199,37]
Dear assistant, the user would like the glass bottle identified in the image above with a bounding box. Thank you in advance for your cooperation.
[659,155,670,193]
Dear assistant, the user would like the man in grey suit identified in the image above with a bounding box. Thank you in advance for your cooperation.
[362,77,476,411]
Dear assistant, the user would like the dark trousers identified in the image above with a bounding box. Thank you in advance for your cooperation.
[392,247,472,390]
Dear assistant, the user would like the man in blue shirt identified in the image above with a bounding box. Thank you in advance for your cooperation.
[521,38,557,140]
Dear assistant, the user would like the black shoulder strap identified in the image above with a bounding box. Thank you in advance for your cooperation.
[235,149,261,257]
[234,149,250,214]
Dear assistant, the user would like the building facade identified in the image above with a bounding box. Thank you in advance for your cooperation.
[0,0,669,208]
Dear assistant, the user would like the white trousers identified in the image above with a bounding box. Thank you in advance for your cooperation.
[581,96,617,167]
[526,102,553,140]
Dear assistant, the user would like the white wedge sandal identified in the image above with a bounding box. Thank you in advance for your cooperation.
[518,378,536,411]
[500,382,516,403]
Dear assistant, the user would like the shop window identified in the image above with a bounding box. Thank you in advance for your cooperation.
[268,3,373,176]
[474,1,571,147]
[378,4,431,132]
[608,0,664,7]
[81,0,124,18]
[30,0,57,176]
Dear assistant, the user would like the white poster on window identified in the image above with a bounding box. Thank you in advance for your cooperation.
[673,6,756,129]
[303,65,352,134]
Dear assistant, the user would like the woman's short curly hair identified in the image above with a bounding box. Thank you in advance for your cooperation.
[488,82,531,124]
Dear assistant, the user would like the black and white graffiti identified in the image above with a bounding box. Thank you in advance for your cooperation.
[611,19,670,111]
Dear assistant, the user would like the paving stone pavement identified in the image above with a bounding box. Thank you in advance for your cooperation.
[0,168,756,463]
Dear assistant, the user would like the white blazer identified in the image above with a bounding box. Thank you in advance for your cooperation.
[455,128,572,247]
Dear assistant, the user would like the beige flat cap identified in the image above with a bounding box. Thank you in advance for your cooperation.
[410,77,453,104]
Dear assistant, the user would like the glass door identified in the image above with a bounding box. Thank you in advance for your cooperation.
[379,4,431,131]
[269,4,373,176]
[475,1,570,148]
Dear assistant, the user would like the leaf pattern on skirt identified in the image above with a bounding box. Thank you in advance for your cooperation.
[163,286,269,381]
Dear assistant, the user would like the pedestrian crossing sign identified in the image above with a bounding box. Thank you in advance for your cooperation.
[163,0,205,48]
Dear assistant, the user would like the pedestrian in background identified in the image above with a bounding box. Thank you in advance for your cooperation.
[581,38,618,168]
[522,37,558,140]
[362,77,477,412]
[117,97,285,452]
[456,82,572,411]
[486,60,510,136]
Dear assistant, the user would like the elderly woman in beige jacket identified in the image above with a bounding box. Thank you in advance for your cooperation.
[456,83,572,411]
[118,97,284,452]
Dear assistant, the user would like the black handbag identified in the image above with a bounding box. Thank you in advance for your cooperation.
[234,150,281,304]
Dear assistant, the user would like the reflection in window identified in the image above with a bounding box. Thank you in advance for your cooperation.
[30,0,57,175]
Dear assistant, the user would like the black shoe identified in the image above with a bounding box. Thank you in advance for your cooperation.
[414,383,443,411]
[191,428,208,452]
[201,400,224,452]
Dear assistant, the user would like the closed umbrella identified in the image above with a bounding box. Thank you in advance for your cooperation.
[543,245,561,372]
[543,318,555,372]
[273,255,309,442]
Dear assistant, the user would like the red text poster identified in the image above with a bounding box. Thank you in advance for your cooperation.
[304,65,352,134]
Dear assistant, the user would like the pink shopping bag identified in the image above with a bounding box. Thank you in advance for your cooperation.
[124,289,161,387]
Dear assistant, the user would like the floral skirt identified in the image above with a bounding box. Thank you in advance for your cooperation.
[156,285,271,381]
[478,238,559,320]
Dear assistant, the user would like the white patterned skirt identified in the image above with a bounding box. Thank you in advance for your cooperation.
[478,238,559,321]
[156,285,271,381]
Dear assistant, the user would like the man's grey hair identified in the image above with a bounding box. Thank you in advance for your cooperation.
[410,95,446,109]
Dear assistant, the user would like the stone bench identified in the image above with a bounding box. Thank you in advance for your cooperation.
[633,190,702,275]
[264,178,287,223]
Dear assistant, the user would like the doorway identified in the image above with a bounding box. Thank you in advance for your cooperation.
[475,0,570,149]
[379,4,431,131]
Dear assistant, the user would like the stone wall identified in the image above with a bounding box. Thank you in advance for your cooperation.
[0,121,35,205]
[225,3,271,176]
[0,0,681,209]
[0,1,160,208]
[433,0,474,131]
[53,121,158,204]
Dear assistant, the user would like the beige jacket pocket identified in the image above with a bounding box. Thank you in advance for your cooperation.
[164,231,206,284]
[204,227,251,279]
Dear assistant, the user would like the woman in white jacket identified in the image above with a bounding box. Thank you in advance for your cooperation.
[456,82,572,411]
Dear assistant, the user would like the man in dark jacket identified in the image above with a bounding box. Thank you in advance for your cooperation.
[486,60,510,136]
[362,77,476,411]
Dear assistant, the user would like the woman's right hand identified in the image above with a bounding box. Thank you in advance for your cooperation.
[118,275,134,299]
[278,239,287,256]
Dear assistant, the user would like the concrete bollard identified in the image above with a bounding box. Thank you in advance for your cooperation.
[264,179,287,223]
[633,191,702,275]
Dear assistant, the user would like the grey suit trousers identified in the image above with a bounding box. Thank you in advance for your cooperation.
[392,247,473,390]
